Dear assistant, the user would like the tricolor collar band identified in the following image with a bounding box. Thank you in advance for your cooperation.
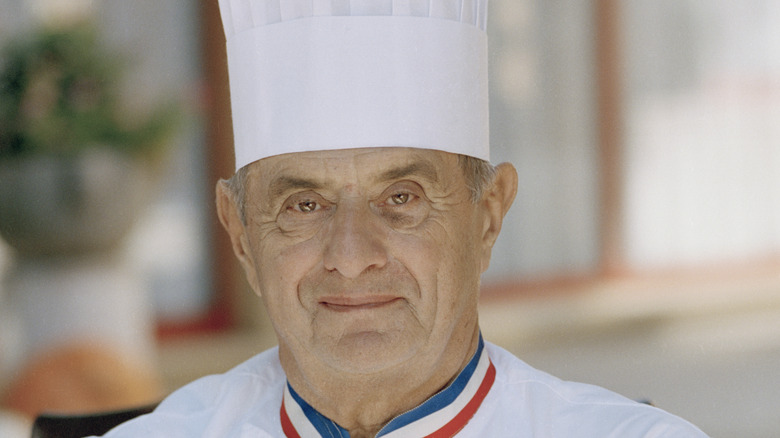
[280,335,496,437]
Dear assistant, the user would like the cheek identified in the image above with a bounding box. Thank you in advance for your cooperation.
[387,222,471,309]
[254,237,321,299]
[407,215,481,303]
[255,238,323,340]
[388,230,440,288]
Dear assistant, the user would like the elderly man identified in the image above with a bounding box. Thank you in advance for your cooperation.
[95,0,708,436]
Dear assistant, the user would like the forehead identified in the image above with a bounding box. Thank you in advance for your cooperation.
[246,147,461,195]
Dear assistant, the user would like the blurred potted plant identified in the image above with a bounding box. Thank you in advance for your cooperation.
[0,23,180,258]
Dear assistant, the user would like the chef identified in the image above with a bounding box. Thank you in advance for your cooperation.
[96,1,708,436]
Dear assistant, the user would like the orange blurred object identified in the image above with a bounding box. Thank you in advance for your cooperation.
[1,343,163,420]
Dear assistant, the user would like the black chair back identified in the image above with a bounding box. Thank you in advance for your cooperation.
[31,403,158,438]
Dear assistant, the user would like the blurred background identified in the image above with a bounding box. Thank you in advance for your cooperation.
[0,0,778,437]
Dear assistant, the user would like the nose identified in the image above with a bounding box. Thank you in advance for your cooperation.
[322,201,388,278]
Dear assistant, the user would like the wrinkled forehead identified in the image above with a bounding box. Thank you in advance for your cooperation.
[245,147,461,195]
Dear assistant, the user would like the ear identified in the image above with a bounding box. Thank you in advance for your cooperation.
[215,181,262,295]
[479,162,518,273]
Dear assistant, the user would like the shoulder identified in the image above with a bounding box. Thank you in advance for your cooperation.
[174,346,285,406]
[476,342,709,437]
[96,347,285,437]
[137,346,285,414]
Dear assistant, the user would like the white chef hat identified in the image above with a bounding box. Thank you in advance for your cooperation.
[218,0,490,171]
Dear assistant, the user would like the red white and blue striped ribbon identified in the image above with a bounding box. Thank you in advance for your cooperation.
[281,336,495,438]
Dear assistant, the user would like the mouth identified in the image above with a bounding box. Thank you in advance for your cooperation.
[319,296,402,312]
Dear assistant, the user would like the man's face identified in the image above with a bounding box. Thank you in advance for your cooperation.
[224,148,499,376]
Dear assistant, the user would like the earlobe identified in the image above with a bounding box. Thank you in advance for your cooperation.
[215,181,262,294]
[479,162,518,272]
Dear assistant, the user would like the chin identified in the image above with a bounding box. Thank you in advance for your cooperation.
[320,329,421,374]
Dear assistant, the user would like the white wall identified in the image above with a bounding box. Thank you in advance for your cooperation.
[622,0,780,269]
[486,0,601,283]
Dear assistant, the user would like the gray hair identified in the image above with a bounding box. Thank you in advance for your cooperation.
[222,154,496,224]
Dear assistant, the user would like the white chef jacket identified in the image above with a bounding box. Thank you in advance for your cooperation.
[95,339,708,437]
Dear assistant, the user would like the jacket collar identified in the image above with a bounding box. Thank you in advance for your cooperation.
[280,335,495,438]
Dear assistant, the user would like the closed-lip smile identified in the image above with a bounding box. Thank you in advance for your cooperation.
[319,296,401,311]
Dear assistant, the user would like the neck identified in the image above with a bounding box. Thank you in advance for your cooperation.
[281,329,481,437]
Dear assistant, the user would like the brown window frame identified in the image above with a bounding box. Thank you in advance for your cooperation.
[157,0,240,337]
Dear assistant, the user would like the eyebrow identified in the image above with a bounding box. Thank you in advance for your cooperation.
[268,176,322,200]
[375,160,439,185]
[266,157,440,199]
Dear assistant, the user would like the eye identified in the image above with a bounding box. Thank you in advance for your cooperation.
[375,184,428,229]
[296,200,319,212]
[282,192,328,215]
[376,183,423,210]
[388,192,411,205]
[277,191,331,234]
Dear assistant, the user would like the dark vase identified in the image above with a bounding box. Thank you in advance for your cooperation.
[0,149,153,259]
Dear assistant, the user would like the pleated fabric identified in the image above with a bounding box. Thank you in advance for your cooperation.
[218,0,491,168]
[220,0,488,38]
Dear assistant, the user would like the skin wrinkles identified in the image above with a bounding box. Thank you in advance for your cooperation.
[264,150,445,210]
[246,149,476,364]
[264,152,460,242]
[375,161,439,187]
[269,176,323,201]
[216,147,518,437]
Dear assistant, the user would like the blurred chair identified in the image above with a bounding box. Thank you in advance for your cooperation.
[31,403,158,438]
